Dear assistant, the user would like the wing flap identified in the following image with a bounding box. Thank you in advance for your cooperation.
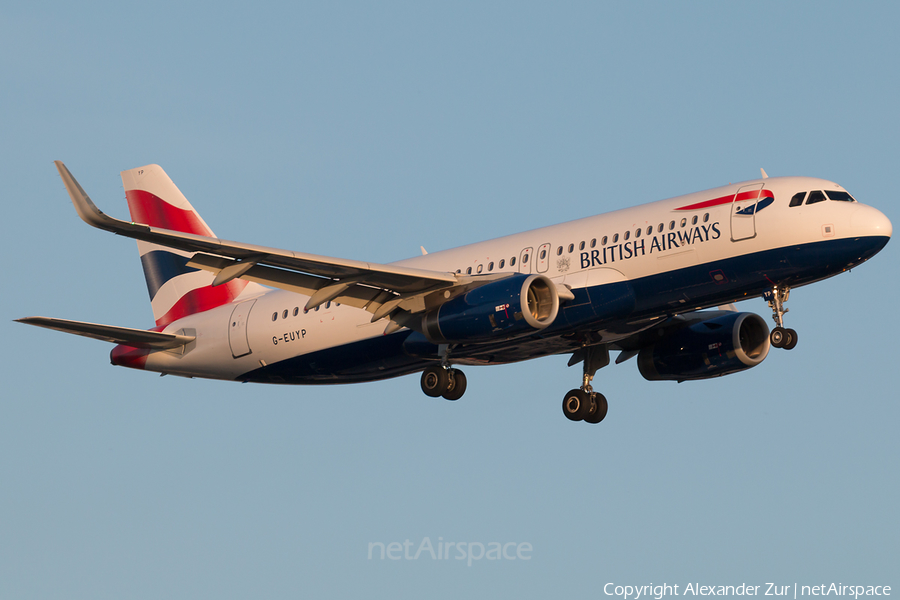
[186,253,386,310]
[16,317,194,349]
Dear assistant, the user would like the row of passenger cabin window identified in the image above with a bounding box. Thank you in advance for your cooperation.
[456,212,711,274]
[789,190,855,207]
[271,301,336,321]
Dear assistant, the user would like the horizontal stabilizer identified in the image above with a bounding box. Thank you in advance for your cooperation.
[16,317,194,349]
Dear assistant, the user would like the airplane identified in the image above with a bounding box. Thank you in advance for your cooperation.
[17,162,892,424]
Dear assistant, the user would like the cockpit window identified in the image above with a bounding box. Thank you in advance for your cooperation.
[789,192,806,207]
[825,190,854,202]
[806,190,826,205]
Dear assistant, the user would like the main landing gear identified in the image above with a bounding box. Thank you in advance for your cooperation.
[420,364,468,401]
[562,344,609,424]
[419,343,612,423]
[764,285,798,350]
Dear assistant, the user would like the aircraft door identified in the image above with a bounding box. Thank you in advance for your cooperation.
[730,183,764,242]
[519,247,533,274]
[536,243,551,273]
[228,299,256,358]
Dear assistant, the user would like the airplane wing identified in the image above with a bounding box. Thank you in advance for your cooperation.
[54,161,521,327]
[16,317,194,349]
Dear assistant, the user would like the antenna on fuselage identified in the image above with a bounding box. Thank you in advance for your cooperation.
[760,168,769,179]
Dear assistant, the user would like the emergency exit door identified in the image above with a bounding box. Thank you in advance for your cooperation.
[228,299,256,358]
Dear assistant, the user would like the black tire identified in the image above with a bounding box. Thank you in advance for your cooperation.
[421,365,449,397]
[770,327,786,348]
[784,328,798,350]
[583,393,609,424]
[442,369,467,401]
[562,389,591,421]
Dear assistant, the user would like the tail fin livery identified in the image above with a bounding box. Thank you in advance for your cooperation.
[120,165,253,327]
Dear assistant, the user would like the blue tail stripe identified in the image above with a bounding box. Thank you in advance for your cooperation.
[140,250,200,299]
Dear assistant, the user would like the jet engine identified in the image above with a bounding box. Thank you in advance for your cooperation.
[421,274,560,343]
[637,311,770,382]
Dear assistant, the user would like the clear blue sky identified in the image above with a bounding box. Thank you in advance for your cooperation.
[2,2,898,598]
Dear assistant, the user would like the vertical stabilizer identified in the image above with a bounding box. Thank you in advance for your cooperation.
[121,165,256,327]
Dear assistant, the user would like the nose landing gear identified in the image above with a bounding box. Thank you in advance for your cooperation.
[764,285,798,350]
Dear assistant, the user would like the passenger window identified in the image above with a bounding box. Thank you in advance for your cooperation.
[523,254,529,264]
[293,307,299,317]
[499,259,505,269]
[669,221,675,230]
[807,191,826,205]
[789,192,806,207]
[510,256,516,266]
[542,249,548,259]
[554,247,561,256]
[613,233,619,243]
[646,226,652,235]
[568,243,574,253]
[703,213,709,222]
[488,262,494,271]
[601,236,608,245]
[315,306,320,312]
[325,301,331,309]
[282,309,288,319]
[691,215,698,225]
[624,230,630,241]
[658,223,664,233]
[826,190,854,202]
[579,241,585,251]
[466,267,472,275]
[590,238,597,248]
[271,312,277,322]
[477,264,483,273]
[680,218,687,228]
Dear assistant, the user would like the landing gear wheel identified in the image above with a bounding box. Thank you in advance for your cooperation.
[562,389,592,421]
[771,327,786,348]
[420,365,449,397]
[784,328,798,350]
[583,393,608,424]
[442,369,467,401]
[771,327,798,350]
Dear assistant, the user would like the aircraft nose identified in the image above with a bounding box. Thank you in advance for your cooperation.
[850,204,892,239]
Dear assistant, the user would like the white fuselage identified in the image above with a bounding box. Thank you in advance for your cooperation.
[135,176,891,382]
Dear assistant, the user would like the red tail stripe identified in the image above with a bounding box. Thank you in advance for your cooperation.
[125,189,213,236]
[155,279,248,327]
[110,344,150,369]
[676,189,774,211]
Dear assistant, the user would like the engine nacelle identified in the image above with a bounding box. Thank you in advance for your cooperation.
[422,274,560,343]
[637,312,770,382]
